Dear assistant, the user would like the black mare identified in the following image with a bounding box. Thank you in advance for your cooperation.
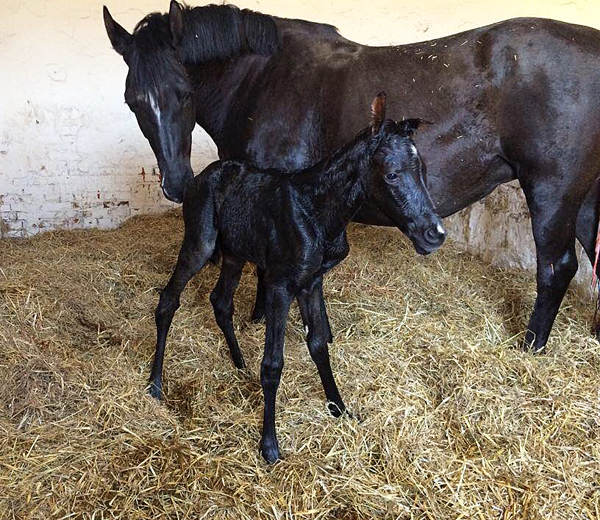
[104,2,600,351]
[150,94,445,462]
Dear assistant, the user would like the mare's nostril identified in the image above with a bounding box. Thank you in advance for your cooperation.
[425,224,445,244]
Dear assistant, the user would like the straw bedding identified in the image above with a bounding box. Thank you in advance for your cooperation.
[1,210,599,519]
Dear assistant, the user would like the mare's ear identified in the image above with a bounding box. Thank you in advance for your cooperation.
[169,0,185,46]
[370,92,387,134]
[103,6,132,56]
[398,118,432,136]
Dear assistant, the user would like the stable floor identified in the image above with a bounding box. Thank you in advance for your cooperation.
[1,211,599,519]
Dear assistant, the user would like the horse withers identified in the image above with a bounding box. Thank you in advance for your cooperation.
[149,93,445,462]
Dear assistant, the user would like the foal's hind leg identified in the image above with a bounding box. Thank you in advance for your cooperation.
[298,277,345,417]
[149,231,217,400]
[260,283,294,463]
[210,254,246,369]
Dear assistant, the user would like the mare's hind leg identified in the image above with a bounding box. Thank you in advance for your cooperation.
[149,230,217,400]
[298,276,345,417]
[210,254,246,369]
[250,268,266,322]
[521,180,583,351]
[575,182,600,338]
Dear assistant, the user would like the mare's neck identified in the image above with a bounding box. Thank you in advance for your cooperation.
[295,129,375,238]
[185,57,268,156]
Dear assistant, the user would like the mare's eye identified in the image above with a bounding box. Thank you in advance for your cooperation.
[385,172,399,182]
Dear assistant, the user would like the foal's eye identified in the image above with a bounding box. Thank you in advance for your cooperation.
[385,172,399,182]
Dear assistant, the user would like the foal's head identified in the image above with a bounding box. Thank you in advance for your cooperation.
[368,93,445,255]
[104,2,196,203]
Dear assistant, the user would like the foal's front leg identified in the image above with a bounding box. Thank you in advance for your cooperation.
[150,235,216,399]
[260,284,294,463]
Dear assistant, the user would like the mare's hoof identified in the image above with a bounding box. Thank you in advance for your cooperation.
[592,323,600,342]
[148,381,163,400]
[328,402,346,418]
[260,441,281,464]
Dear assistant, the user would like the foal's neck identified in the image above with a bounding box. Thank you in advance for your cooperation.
[296,129,375,238]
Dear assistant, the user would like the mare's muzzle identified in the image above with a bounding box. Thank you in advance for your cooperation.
[408,217,446,255]
[158,162,193,204]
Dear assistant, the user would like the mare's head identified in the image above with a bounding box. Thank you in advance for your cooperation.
[367,93,445,255]
[104,1,280,203]
[104,1,194,203]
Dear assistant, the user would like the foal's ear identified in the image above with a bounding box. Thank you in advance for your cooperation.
[103,6,132,56]
[169,0,185,47]
[371,92,387,134]
[398,118,432,136]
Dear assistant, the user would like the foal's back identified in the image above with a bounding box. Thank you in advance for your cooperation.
[187,159,319,269]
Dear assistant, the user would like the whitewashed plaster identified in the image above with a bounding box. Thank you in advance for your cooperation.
[1,0,599,288]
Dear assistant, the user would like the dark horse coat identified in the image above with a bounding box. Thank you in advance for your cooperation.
[104,2,600,351]
[150,95,444,462]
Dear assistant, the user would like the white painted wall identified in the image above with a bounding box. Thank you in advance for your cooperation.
[1,0,600,286]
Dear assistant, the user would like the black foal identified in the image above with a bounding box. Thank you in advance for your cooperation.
[149,93,445,462]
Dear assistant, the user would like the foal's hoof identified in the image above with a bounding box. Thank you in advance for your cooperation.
[328,402,346,418]
[519,339,545,354]
[148,381,164,400]
[260,441,281,464]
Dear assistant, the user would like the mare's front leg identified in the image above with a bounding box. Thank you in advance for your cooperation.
[250,267,266,322]
[522,179,582,352]
[260,283,294,463]
[210,254,246,369]
[298,276,345,417]
[150,232,217,399]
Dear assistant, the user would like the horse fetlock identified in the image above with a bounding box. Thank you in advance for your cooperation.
[148,379,163,400]
[260,437,281,463]
[327,400,346,417]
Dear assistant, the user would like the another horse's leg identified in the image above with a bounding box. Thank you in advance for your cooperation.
[575,182,600,338]
[210,254,246,369]
[297,292,310,332]
[316,278,333,344]
[260,284,293,463]
[521,181,581,352]
[298,276,345,417]
[150,231,217,399]
[250,268,266,322]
